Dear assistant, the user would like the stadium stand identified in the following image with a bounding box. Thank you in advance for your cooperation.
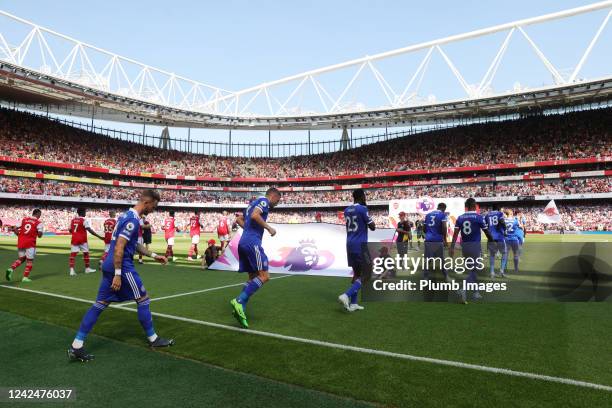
[0,106,610,232]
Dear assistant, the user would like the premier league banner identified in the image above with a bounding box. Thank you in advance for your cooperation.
[210,223,395,277]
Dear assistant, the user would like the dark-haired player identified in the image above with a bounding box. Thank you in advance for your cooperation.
[188,210,204,261]
[162,211,177,262]
[68,189,173,362]
[6,209,43,283]
[423,202,448,279]
[69,208,104,276]
[484,205,506,278]
[451,198,493,302]
[230,188,281,328]
[338,189,375,312]
[100,210,117,266]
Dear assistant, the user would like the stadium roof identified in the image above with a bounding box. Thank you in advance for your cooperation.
[0,1,611,130]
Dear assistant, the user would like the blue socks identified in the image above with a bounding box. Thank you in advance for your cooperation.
[236,277,263,305]
[73,302,107,348]
[137,298,157,340]
[345,279,361,304]
[513,256,520,273]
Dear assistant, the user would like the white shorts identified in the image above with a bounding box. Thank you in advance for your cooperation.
[191,235,200,244]
[18,247,36,259]
[219,234,230,242]
[138,237,144,245]
[104,243,111,253]
[166,237,175,246]
[71,243,89,253]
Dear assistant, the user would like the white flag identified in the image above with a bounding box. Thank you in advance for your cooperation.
[537,200,561,224]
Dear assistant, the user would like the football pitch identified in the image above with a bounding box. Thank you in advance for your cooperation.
[0,233,611,407]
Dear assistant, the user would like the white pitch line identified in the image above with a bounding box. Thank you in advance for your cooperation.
[149,274,293,302]
[112,274,294,307]
[1,284,611,393]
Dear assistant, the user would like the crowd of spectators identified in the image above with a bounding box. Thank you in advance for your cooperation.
[1,175,609,204]
[1,107,610,179]
[0,203,610,233]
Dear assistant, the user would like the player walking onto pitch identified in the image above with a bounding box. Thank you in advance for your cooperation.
[338,189,375,312]
[162,211,177,262]
[230,188,281,328]
[187,210,204,261]
[451,198,493,302]
[99,210,117,267]
[423,203,448,279]
[6,209,44,283]
[217,210,231,251]
[69,208,104,276]
[68,189,173,362]
[484,205,507,278]
[502,209,521,274]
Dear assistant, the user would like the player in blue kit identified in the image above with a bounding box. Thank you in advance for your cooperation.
[338,189,375,312]
[484,205,507,278]
[230,187,281,328]
[68,190,173,362]
[502,209,521,274]
[451,198,493,302]
[423,202,448,279]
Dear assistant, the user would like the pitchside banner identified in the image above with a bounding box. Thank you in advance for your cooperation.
[210,223,395,277]
[388,197,465,229]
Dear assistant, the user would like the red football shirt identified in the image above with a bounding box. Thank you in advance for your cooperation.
[217,216,229,236]
[163,217,175,239]
[17,217,42,249]
[70,217,90,245]
[103,218,117,244]
[189,215,201,237]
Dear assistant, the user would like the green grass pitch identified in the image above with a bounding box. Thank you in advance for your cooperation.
[0,233,611,407]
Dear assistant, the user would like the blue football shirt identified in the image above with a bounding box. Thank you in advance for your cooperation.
[455,211,488,242]
[344,203,373,255]
[102,208,140,274]
[424,210,448,242]
[240,197,270,244]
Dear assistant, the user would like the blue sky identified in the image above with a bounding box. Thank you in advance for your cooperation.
[1,0,610,148]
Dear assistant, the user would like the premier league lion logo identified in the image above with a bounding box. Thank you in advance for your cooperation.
[270,239,334,272]
[416,197,435,213]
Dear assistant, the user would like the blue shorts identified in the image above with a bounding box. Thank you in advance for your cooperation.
[424,241,444,260]
[506,239,520,254]
[488,240,507,256]
[461,242,482,260]
[347,251,363,268]
[97,269,146,303]
[347,251,371,277]
[238,241,268,273]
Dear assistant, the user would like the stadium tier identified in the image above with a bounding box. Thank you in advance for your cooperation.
[1,203,610,233]
[0,107,610,181]
[0,106,610,231]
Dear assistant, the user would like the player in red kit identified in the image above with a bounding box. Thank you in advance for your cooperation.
[217,210,231,251]
[99,210,117,267]
[69,208,104,276]
[6,208,44,283]
[162,211,177,262]
[187,210,204,261]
